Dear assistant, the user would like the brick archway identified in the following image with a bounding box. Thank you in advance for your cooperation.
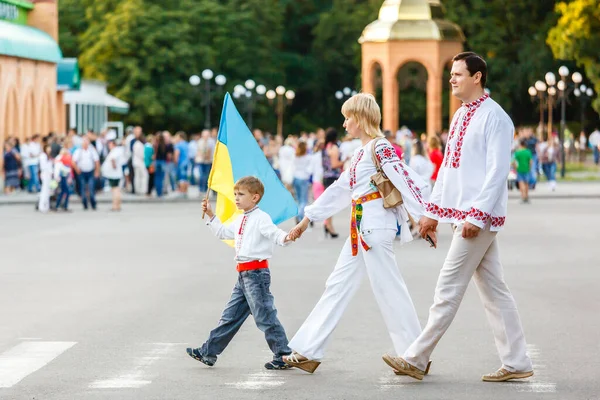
[359,0,465,134]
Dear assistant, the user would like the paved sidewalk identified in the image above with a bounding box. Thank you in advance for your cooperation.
[0,181,598,206]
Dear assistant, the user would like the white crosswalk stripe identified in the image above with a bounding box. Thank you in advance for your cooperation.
[89,342,178,389]
[0,341,77,388]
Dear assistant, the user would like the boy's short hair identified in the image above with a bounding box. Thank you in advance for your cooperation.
[234,176,265,201]
[520,138,528,147]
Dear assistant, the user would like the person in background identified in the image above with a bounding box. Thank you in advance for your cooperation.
[38,145,54,213]
[196,130,215,193]
[154,132,168,197]
[384,130,403,159]
[293,141,312,224]
[124,126,136,193]
[54,148,72,212]
[540,136,560,192]
[174,131,190,196]
[409,140,434,182]
[310,140,325,201]
[188,133,198,186]
[321,128,343,238]
[427,135,443,184]
[102,140,125,211]
[513,138,533,203]
[133,134,148,195]
[73,138,100,210]
[23,134,42,193]
[164,131,177,192]
[3,141,21,194]
[145,134,155,196]
[278,136,296,191]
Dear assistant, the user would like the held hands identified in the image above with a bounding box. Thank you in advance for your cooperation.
[201,198,214,219]
[418,216,438,249]
[288,217,310,241]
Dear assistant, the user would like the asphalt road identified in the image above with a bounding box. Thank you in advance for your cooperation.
[0,199,598,400]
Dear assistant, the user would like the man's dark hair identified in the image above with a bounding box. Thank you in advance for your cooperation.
[452,52,487,88]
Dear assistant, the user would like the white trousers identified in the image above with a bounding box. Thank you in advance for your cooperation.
[38,173,51,213]
[288,228,422,361]
[134,165,148,194]
[404,224,533,372]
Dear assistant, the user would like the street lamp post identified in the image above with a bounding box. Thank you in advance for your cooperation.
[574,84,594,133]
[189,70,227,129]
[267,86,295,138]
[335,87,358,102]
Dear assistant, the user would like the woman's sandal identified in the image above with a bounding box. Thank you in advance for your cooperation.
[283,352,321,373]
[394,360,432,376]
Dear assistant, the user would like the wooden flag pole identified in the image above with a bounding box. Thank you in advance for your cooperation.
[201,189,212,219]
[202,139,221,219]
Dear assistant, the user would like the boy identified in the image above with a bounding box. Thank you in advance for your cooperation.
[513,139,533,203]
[187,176,294,370]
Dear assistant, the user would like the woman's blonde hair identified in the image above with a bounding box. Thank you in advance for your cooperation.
[341,93,384,139]
[428,135,441,150]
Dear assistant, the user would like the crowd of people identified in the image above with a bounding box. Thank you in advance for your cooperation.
[3,120,599,213]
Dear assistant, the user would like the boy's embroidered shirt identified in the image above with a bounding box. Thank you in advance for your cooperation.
[425,94,513,231]
[304,138,431,244]
[207,207,289,262]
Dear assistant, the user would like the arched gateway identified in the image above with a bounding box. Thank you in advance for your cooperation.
[360,0,465,134]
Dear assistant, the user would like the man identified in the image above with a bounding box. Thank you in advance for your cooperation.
[589,125,600,165]
[124,126,136,193]
[513,138,533,203]
[174,131,189,195]
[382,52,533,382]
[73,138,100,210]
[23,135,42,193]
[523,128,539,188]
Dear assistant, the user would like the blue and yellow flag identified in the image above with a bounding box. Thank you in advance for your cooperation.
[208,93,298,230]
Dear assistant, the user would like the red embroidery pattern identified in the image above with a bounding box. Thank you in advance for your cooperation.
[236,215,248,253]
[425,203,506,228]
[375,142,398,167]
[349,149,364,189]
[444,93,489,169]
[393,163,424,206]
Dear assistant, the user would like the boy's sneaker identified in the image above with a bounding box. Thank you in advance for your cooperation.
[186,347,214,366]
[264,360,289,370]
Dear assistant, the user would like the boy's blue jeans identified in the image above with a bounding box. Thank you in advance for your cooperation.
[199,268,291,364]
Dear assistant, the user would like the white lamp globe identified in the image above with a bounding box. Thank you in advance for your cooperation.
[586,88,594,97]
[215,75,227,86]
[545,72,556,86]
[202,69,214,80]
[535,80,547,92]
[266,90,276,100]
[572,72,583,84]
[558,66,569,77]
[256,85,267,95]
[548,87,557,96]
[276,86,286,95]
[245,80,256,90]
[285,90,295,100]
[189,75,201,86]
[528,86,537,97]
[335,91,343,100]
[557,80,566,91]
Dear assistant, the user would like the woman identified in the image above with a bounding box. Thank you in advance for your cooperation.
[101,140,125,211]
[3,141,21,194]
[321,128,344,238]
[310,140,325,201]
[292,141,312,223]
[284,93,432,373]
[54,147,72,211]
[541,137,560,191]
[38,145,53,213]
[133,135,148,195]
[409,140,434,182]
[154,133,168,197]
[427,135,443,184]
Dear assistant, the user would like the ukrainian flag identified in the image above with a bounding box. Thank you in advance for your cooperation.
[207,93,298,232]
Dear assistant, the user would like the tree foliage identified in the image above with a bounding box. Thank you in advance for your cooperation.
[547,0,600,113]
[58,0,599,133]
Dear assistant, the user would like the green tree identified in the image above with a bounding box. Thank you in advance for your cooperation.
[547,0,600,113]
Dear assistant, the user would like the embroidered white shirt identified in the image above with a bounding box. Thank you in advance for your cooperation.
[207,207,289,263]
[425,94,512,231]
[304,138,431,244]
